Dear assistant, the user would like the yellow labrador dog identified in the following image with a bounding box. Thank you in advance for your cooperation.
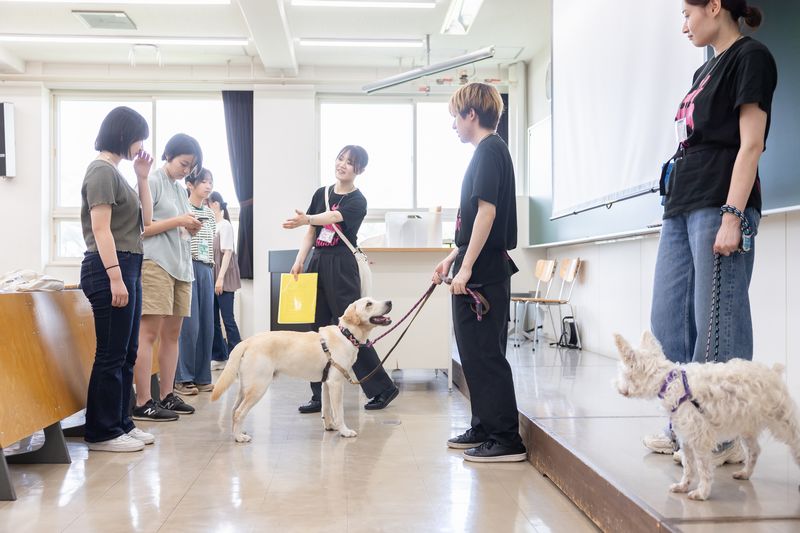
[211,297,392,442]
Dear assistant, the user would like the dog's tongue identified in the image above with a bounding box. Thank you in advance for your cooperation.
[371,316,392,325]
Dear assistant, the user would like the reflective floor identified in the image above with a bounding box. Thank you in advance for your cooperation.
[506,339,800,532]
[1,368,597,532]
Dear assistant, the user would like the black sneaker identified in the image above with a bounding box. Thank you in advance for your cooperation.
[298,399,322,414]
[447,428,488,449]
[160,392,195,414]
[463,439,527,463]
[132,399,179,422]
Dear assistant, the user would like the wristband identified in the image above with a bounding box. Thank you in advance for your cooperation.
[720,205,753,252]
[105,264,120,272]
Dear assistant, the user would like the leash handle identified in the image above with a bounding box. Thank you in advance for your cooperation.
[437,273,487,321]
[720,204,753,253]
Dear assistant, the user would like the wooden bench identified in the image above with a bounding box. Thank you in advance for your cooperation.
[0,290,160,501]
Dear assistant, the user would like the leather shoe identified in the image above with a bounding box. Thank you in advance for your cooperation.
[298,399,321,413]
[364,386,399,410]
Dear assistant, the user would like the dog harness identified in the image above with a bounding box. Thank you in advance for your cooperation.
[658,368,702,413]
[319,338,356,384]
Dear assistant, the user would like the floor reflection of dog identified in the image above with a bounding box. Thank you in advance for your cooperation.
[211,297,392,442]
[614,331,800,501]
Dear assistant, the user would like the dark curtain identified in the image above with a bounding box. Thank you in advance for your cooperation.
[222,91,254,279]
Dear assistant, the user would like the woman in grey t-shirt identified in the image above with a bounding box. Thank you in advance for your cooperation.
[80,106,154,453]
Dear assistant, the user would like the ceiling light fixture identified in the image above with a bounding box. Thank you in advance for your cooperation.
[440,0,484,35]
[291,0,435,8]
[2,0,230,4]
[0,34,248,46]
[362,45,494,93]
[297,38,424,48]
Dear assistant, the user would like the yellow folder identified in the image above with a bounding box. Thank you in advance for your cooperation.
[277,273,318,324]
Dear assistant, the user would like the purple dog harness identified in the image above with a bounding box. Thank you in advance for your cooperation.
[658,368,702,413]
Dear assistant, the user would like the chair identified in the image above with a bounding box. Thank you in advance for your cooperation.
[510,259,557,348]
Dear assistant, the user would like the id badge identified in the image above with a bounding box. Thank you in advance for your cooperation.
[198,241,210,262]
[318,227,335,243]
[674,118,688,143]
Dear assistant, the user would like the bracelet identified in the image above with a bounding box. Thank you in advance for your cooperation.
[720,205,753,252]
[105,264,120,272]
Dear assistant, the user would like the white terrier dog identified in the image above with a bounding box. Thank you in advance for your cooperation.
[613,331,800,501]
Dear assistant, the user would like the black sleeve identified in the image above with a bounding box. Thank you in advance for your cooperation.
[307,186,325,216]
[337,191,367,230]
[733,49,777,113]
[470,145,502,207]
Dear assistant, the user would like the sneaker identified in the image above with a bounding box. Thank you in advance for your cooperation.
[643,430,677,454]
[673,439,746,466]
[195,383,215,393]
[463,439,527,463]
[211,360,227,371]
[160,392,195,414]
[174,382,199,396]
[132,399,180,422]
[87,434,145,453]
[447,428,488,449]
[127,427,155,445]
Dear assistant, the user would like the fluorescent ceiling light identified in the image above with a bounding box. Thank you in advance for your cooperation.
[441,0,484,35]
[298,38,424,48]
[363,45,494,93]
[0,34,248,46]
[291,0,435,8]
[2,0,230,4]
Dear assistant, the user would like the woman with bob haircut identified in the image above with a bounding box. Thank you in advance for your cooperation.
[80,106,155,452]
[644,0,777,464]
[283,145,399,414]
[132,133,205,422]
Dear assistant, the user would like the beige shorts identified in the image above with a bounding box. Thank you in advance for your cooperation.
[141,259,192,317]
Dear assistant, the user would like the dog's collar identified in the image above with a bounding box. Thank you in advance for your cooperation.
[339,325,370,348]
[658,368,702,413]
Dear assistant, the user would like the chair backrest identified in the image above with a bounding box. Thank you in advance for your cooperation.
[556,258,581,301]
[534,259,557,298]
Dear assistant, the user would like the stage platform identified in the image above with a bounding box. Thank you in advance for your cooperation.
[451,340,800,532]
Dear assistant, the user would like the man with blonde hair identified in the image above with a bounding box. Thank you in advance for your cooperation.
[432,82,526,462]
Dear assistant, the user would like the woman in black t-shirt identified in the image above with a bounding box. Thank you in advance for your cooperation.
[282,145,399,413]
[645,0,777,456]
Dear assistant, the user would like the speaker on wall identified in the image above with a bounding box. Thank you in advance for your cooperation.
[0,102,16,178]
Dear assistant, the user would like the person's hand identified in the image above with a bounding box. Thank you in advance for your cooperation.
[290,261,303,281]
[133,150,154,181]
[180,214,203,235]
[282,210,309,229]
[109,277,129,308]
[215,279,224,295]
[450,266,471,295]
[432,258,453,284]
[714,213,742,256]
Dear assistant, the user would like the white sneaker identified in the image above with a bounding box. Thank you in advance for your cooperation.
[127,427,155,445]
[673,439,746,466]
[643,431,676,454]
[211,360,226,371]
[87,434,145,453]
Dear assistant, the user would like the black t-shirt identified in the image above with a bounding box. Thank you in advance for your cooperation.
[453,134,518,285]
[307,185,367,249]
[663,37,777,218]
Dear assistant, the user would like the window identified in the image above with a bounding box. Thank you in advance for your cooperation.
[52,94,237,262]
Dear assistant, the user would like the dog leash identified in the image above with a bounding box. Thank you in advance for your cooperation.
[437,273,490,321]
[704,205,753,363]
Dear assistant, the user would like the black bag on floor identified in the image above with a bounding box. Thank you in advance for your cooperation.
[557,316,580,348]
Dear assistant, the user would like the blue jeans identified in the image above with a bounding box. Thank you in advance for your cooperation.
[80,251,142,443]
[651,207,760,364]
[177,261,214,385]
[212,291,242,362]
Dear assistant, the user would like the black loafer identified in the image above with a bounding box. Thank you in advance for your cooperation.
[298,399,321,413]
[364,386,399,410]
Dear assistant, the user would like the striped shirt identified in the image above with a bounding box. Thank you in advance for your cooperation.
[188,203,216,264]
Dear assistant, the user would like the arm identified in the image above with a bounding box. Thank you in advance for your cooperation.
[290,225,317,280]
[432,248,459,284]
[450,199,496,295]
[714,102,768,256]
[283,209,343,228]
[215,249,233,295]
[90,205,128,308]
[134,151,154,226]
[142,214,200,237]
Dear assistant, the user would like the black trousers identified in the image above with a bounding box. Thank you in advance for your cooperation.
[307,246,394,401]
[453,277,522,447]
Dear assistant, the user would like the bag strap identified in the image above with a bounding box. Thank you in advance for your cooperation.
[325,185,361,255]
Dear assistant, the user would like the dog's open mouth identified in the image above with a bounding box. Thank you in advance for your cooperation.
[370,315,392,326]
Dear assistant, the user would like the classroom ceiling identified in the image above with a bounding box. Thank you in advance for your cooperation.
[0,0,548,75]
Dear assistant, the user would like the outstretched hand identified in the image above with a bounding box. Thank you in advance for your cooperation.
[282,209,308,229]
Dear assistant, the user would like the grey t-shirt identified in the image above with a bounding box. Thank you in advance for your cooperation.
[142,167,194,282]
[80,160,143,254]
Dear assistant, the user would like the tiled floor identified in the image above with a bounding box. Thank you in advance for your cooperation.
[1,368,598,532]
[506,339,800,532]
